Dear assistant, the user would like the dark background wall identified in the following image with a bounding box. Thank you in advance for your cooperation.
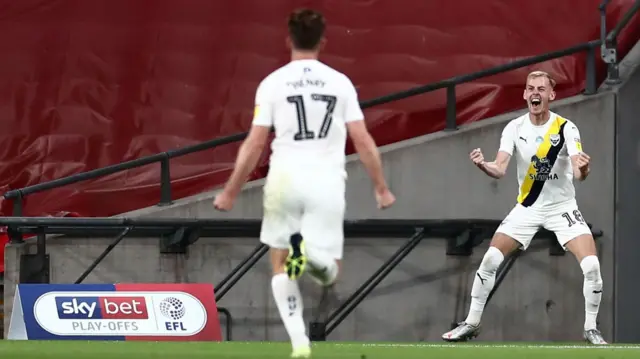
[613,43,640,343]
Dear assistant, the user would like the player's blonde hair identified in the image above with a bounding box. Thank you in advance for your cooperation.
[526,71,556,88]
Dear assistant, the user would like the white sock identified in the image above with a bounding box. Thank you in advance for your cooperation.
[580,255,603,331]
[465,246,504,326]
[306,248,339,286]
[271,273,309,348]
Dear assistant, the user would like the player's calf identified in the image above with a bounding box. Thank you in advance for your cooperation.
[442,246,505,342]
[307,254,340,322]
[465,246,505,325]
[578,255,607,345]
[268,247,311,353]
[286,233,308,280]
[580,255,604,333]
[565,234,605,341]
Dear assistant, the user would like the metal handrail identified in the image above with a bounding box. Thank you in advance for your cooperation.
[600,0,640,83]
[3,1,638,215]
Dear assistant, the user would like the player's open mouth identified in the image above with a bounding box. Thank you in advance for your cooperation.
[530,98,541,108]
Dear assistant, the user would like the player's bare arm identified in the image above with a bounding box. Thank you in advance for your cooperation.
[346,120,395,209]
[571,152,591,181]
[470,149,511,179]
[565,122,590,182]
[213,125,270,211]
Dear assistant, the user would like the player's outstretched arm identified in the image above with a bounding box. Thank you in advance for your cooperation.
[346,121,395,209]
[221,125,270,197]
[213,78,273,212]
[346,121,388,191]
[473,120,515,179]
[342,77,394,208]
[471,149,511,179]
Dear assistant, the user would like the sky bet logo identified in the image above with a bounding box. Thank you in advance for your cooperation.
[55,296,149,320]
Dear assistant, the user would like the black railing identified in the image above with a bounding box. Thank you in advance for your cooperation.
[310,224,603,341]
[2,217,503,341]
[600,0,640,83]
[0,216,603,341]
[3,1,638,214]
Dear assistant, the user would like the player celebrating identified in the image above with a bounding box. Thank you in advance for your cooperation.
[441,71,606,345]
[213,8,395,358]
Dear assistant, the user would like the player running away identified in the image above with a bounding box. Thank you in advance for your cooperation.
[213,8,396,358]
[442,71,607,345]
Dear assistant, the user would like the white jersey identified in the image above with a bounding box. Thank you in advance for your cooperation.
[251,59,364,175]
[499,111,583,208]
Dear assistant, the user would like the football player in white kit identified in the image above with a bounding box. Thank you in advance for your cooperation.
[442,71,607,345]
[213,9,396,358]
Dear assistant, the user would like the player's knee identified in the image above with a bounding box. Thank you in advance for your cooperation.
[321,259,340,286]
[305,248,339,286]
[580,255,602,282]
[332,260,341,280]
[325,261,340,286]
[479,246,505,274]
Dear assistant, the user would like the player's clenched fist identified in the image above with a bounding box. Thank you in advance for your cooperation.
[470,148,485,166]
[375,188,396,210]
[575,152,590,170]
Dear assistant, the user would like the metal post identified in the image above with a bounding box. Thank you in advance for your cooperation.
[325,229,425,325]
[605,38,621,85]
[599,0,622,85]
[75,227,132,284]
[585,45,598,95]
[7,227,23,243]
[159,156,173,206]
[217,307,233,341]
[215,244,268,294]
[606,64,621,85]
[8,193,24,243]
[215,244,269,302]
[599,1,609,45]
[445,85,457,131]
[12,192,23,217]
[36,229,49,283]
[323,229,426,336]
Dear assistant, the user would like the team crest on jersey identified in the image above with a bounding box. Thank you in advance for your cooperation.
[530,155,558,181]
[549,134,561,146]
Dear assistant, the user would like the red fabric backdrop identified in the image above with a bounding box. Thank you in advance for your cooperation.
[0,0,638,218]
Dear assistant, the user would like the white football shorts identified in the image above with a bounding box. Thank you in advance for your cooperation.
[495,198,593,250]
[259,166,346,260]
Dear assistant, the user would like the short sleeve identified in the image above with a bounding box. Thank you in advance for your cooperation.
[498,121,516,155]
[344,77,364,123]
[564,122,583,156]
[251,79,273,127]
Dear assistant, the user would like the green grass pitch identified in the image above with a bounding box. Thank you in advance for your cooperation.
[0,341,639,359]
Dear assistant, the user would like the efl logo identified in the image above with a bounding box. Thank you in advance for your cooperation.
[55,296,149,320]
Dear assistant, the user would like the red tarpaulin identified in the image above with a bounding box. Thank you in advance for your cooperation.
[0,0,638,218]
